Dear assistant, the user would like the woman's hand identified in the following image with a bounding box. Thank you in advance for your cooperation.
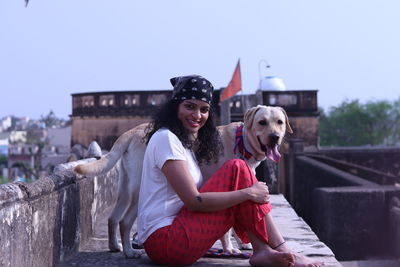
[162,160,265,212]
[245,182,270,204]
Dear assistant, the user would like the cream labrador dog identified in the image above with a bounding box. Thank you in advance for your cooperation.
[75,105,292,259]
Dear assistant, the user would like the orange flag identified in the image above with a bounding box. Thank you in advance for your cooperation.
[220,60,242,101]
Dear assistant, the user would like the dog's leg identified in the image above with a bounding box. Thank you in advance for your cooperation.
[232,230,253,250]
[120,157,143,259]
[108,191,130,252]
[220,229,241,254]
[120,200,140,258]
[108,161,130,252]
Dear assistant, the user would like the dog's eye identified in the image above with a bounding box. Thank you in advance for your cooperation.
[258,120,267,126]
[277,120,283,125]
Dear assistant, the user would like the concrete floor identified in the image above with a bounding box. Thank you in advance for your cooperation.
[61,194,341,266]
[340,259,400,267]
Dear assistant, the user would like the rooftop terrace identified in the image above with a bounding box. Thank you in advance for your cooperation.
[1,159,340,267]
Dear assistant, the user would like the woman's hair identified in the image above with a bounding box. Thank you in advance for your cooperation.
[144,99,223,165]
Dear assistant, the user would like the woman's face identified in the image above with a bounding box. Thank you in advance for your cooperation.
[177,99,210,134]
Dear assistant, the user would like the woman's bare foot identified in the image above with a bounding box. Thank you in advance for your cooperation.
[249,250,294,267]
[290,253,325,267]
[274,243,324,267]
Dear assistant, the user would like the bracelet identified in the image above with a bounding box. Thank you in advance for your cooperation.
[272,241,286,250]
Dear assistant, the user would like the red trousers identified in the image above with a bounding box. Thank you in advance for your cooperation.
[144,159,272,266]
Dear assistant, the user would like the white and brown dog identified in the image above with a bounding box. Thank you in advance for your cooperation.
[75,105,292,258]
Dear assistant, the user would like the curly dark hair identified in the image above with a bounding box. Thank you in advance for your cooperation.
[144,99,223,165]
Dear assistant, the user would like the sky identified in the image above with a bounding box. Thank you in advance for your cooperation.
[1,0,400,120]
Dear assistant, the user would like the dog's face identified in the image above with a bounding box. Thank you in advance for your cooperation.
[244,105,293,162]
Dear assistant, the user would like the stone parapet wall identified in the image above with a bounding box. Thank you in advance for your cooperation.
[291,155,376,221]
[317,147,400,177]
[312,187,398,260]
[0,159,118,267]
[287,149,400,261]
[1,154,343,266]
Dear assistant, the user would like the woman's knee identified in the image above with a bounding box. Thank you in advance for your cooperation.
[222,159,253,176]
[222,159,256,183]
[222,158,248,170]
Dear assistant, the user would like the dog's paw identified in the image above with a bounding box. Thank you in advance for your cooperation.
[108,241,122,252]
[223,246,242,254]
[231,247,242,254]
[124,248,143,259]
[239,243,253,250]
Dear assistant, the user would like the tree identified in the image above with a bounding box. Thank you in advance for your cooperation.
[319,99,395,146]
[22,124,49,180]
[0,155,7,166]
[385,97,400,146]
[10,111,66,181]
[40,110,66,128]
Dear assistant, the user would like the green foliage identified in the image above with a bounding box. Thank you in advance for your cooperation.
[40,110,66,128]
[0,155,7,165]
[386,98,400,146]
[9,110,66,181]
[319,99,399,146]
[0,176,8,184]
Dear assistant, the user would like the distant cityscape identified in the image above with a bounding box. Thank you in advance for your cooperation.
[0,113,71,184]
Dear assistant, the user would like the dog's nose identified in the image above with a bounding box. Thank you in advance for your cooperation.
[269,133,280,143]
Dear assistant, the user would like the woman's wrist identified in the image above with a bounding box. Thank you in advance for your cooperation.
[241,187,253,201]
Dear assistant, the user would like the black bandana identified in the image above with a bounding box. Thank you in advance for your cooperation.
[170,75,214,104]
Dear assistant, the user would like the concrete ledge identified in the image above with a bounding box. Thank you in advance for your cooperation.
[0,183,25,207]
[313,186,400,260]
[61,195,341,267]
[1,159,341,267]
[313,187,385,260]
[0,161,118,267]
[292,156,377,225]
[306,154,399,185]
[317,147,400,178]
[296,156,377,187]
[389,197,400,258]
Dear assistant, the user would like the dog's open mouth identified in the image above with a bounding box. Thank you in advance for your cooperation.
[258,137,281,162]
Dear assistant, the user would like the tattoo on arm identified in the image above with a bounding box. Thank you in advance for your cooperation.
[196,196,203,203]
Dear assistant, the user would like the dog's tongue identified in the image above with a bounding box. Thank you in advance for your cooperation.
[266,146,281,162]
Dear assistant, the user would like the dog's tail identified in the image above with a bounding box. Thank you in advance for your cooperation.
[74,125,145,176]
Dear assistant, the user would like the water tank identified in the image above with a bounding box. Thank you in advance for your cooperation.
[258,76,286,91]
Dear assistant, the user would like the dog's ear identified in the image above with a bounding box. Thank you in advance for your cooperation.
[244,105,262,129]
[278,107,293,134]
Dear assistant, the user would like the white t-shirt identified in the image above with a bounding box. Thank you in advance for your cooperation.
[137,128,203,244]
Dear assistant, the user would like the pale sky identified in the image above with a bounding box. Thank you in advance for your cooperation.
[1,0,399,119]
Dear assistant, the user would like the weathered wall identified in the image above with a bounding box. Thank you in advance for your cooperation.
[312,186,400,260]
[317,147,400,177]
[71,117,150,150]
[288,116,319,148]
[286,148,400,261]
[0,160,118,267]
[305,154,399,185]
[292,155,376,222]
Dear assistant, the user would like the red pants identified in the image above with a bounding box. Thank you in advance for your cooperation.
[144,159,272,266]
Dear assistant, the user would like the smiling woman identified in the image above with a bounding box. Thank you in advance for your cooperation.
[137,74,324,267]
[143,75,221,165]
[177,100,210,134]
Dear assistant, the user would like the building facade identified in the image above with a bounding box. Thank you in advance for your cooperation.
[71,89,318,150]
[71,90,221,150]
